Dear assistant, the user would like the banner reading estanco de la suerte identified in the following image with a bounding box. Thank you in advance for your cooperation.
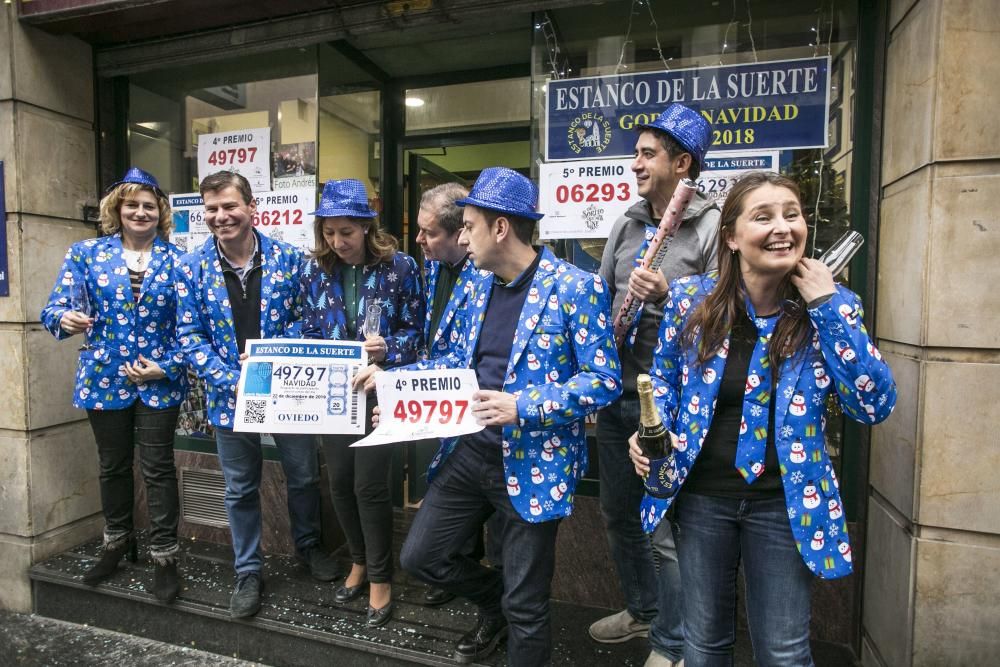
[545,56,829,161]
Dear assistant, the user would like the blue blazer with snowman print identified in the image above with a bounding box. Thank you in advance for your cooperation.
[174,232,304,429]
[299,251,424,367]
[41,235,187,410]
[642,273,896,580]
[422,257,492,360]
[402,247,623,523]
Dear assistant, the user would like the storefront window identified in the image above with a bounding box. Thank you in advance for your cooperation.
[532,1,860,483]
[405,78,531,135]
[124,48,319,439]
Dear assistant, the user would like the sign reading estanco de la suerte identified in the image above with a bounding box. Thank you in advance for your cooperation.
[545,56,830,161]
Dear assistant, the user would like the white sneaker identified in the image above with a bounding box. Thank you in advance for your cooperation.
[644,652,684,667]
[588,609,650,643]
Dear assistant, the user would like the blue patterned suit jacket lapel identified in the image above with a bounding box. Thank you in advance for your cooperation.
[139,236,169,299]
[505,249,557,381]
[423,260,439,344]
[201,239,238,357]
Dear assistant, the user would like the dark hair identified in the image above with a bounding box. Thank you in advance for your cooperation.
[644,127,701,179]
[682,171,810,368]
[311,215,398,274]
[479,207,536,246]
[420,183,469,235]
[200,171,253,204]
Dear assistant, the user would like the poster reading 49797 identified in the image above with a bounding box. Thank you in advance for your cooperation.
[235,339,368,435]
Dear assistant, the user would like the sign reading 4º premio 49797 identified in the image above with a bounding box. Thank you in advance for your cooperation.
[545,57,829,161]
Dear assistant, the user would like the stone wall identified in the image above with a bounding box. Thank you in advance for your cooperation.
[0,6,101,612]
[863,0,1000,664]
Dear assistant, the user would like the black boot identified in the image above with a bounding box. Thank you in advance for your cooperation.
[149,559,181,603]
[454,614,508,664]
[82,537,137,585]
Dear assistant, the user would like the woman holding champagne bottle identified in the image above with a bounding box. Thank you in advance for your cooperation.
[299,179,424,627]
[628,172,896,666]
[40,168,188,602]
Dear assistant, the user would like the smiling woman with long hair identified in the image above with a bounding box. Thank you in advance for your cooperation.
[40,168,188,603]
[630,171,897,666]
[298,179,424,628]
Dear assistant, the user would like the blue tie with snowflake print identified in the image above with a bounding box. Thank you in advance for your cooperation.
[733,300,779,483]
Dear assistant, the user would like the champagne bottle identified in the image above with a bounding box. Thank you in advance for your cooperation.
[637,374,667,460]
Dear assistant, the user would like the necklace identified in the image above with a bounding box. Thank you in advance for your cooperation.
[122,247,150,272]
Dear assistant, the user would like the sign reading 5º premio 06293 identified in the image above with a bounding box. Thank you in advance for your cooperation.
[545,57,829,161]
[235,339,367,435]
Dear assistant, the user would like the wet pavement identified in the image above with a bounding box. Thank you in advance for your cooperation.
[0,610,260,666]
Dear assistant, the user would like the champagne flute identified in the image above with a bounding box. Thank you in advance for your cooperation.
[363,302,382,341]
[70,280,94,351]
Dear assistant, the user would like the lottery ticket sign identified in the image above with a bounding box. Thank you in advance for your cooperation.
[169,188,316,253]
[539,159,634,239]
[198,128,272,193]
[352,369,484,447]
[235,339,367,435]
[251,188,315,249]
[538,150,779,239]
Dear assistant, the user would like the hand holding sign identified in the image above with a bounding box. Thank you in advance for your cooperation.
[351,369,485,447]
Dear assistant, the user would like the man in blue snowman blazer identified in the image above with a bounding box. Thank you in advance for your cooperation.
[398,167,622,665]
[174,171,339,619]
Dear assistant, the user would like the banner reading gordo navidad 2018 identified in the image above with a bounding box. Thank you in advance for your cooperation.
[545,57,830,161]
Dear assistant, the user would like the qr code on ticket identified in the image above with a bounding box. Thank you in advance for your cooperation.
[243,400,267,425]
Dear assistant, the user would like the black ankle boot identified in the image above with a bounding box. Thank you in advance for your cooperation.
[82,537,137,585]
[150,560,181,603]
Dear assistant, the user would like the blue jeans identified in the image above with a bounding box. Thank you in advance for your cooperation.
[597,395,684,661]
[401,442,560,667]
[215,429,322,574]
[673,493,815,667]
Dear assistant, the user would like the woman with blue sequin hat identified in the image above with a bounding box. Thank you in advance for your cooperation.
[40,167,188,602]
[299,178,425,628]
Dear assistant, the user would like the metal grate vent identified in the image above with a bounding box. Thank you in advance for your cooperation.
[180,467,229,528]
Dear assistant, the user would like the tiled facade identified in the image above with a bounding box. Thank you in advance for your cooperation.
[864,0,1000,664]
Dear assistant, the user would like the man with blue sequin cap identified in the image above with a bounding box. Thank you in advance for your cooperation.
[395,166,622,665]
[590,103,720,667]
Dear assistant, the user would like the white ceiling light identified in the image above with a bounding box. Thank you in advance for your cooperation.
[405,97,425,107]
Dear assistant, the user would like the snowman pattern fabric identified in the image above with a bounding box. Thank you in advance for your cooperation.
[641,273,896,579]
[174,233,304,428]
[401,247,623,523]
[41,235,188,410]
[422,257,491,359]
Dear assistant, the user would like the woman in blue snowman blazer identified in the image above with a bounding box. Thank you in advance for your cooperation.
[629,172,896,666]
[40,168,187,603]
[298,179,424,628]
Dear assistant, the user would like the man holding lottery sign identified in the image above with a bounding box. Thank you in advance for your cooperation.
[372,167,622,665]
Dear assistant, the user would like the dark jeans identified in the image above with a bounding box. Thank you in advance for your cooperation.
[597,395,684,660]
[673,493,815,667]
[214,429,322,574]
[321,399,394,582]
[87,402,180,557]
[401,442,560,667]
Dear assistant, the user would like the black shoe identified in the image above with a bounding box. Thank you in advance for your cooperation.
[334,579,369,604]
[454,614,509,664]
[82,537,137,585]
[149,561,181,603]
[230,571,263,618]
[366,601,393,628]
[423,586,456,607]
[301,546,343,582]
